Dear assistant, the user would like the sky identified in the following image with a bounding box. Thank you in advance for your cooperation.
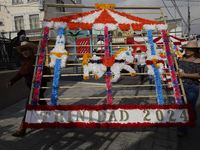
[81,0,200,35]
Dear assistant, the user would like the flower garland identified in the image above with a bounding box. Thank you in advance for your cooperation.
[24,103,195,129]
[146,30,165,105]
[161,30,182,104]
[50,59,61,106]
[104,26,113,105]
[31,26,49,106]
[49,27,68,106]
[26,103,193,111]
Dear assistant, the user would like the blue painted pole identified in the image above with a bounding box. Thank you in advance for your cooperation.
[147,29,165,105]
[50,59,61,106]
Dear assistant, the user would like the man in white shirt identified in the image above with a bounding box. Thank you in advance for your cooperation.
[134,47,147,83]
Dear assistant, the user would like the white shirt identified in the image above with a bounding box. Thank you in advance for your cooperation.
[135,52,147,66]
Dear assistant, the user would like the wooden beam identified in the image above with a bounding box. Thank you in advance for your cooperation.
[45,3,161,9]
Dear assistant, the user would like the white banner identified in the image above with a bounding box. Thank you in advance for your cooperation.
[26,109,189,124]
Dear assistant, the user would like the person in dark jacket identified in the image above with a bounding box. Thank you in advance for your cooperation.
[6,41,50,137]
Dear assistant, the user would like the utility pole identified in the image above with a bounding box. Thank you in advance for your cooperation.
[188,0,190,40]
[174,7,176,37]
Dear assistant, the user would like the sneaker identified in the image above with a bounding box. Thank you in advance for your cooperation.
[177,132,186,137]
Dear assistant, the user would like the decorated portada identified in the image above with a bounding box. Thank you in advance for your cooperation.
[25,3,195,129]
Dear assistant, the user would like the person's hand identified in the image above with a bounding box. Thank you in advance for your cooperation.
[178,70,186,78]
[6,82,12,88]
[172,52,176,58]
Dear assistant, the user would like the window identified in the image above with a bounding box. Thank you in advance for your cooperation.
[56,0,65,12]
[14,16,24,31]
[12,0,23,4]
[29,14,39,29]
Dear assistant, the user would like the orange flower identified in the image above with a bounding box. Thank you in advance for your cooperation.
[119,24,130,31]
[80,23,93,30]
[115,48,127,56]
[95,3,115,9]
[131,72,136,76]
[68,22,80,30]
[94,74,99,79]
[49,52,68,58]
[101,55,115,67]
[82,53,92,66]
[152,58,160,68]
[94,10,117,24]
[84,76,89,80]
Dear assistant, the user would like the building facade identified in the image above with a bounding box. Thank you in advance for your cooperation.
[0,0,82,39]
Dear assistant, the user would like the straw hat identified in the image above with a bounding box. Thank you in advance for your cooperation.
[136,47,141,51]
[15,41,38,54]
[181,41,200,49]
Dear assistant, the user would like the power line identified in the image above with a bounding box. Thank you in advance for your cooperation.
[171,0,189,28]
[162,3,200,7]
[162,0,177,23]
[165,0,200,2]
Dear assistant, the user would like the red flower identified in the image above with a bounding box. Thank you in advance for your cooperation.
[68,22,80,30]
[44,27,49,35]
[119,24,130,31]
[80,23,93,30]
[33,88,40,95]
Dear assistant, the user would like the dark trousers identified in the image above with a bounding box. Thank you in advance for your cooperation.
[137,65,146,81]
[178,82,199,133]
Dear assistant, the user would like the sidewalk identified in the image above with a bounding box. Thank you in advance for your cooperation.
[0,67,178,150]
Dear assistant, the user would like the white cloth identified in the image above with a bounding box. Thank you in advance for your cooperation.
[135,52,147,66]
[19,34,26,42]
[97,40,104,51]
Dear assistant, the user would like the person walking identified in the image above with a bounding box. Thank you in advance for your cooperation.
[6,41,51,137]
[134,47,147,84]
[177,41,200,137]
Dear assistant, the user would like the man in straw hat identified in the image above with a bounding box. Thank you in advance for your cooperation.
[134,47,147,84]
[6,41,50,137]
[177,41,200,137]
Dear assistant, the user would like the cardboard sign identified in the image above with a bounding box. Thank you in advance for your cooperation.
[24,104,196,129]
